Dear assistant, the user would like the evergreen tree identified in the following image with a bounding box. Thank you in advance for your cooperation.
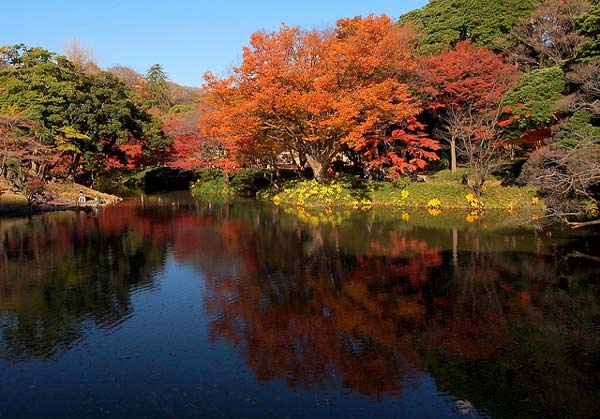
[146,64,171,112]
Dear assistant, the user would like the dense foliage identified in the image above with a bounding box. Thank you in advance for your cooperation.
[201,15,440,181]
[0,44,203,189]
[415,41,518,178]
[502,67,566,135]
[0,45,155,185]
[398,0,537,53]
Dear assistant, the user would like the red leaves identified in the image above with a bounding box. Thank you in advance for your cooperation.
[506,127,552,148]
[428,103,448,110]
[416,41,518,110]
[498,118,515,128]
[163,108,218,170]
[216,157,239,174]
[361,127,440,177]
[498,114,524,128]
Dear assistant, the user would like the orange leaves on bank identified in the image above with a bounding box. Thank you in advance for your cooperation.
[201,14,439,181]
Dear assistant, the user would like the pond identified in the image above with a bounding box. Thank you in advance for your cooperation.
[0,193,599,419]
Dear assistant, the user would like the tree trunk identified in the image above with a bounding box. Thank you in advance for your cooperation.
[472,176,485,198]
[68,154,81,180]
[450,137,457,174]
[305,154,329,183]
[568,220,600,229]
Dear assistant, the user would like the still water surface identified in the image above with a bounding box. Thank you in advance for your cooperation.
[0,193,599,418]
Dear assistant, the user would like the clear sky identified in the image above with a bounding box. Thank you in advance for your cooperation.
[3,1,428,87]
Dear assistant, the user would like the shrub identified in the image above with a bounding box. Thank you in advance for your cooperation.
[191,168,296,197]
[23,179,48,207]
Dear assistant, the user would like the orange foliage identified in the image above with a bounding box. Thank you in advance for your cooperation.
[201,15,439,181]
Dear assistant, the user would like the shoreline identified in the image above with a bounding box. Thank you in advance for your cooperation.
[0,203,96,217]
[0,181,122,218]
[190,172,543,212]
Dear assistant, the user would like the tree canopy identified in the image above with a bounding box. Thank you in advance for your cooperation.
[503,66,566,135]
[0,44,160,183]
[398,0,538,54]
[201,15,439,181]
[415,41,518,173]
[146,63,171,112]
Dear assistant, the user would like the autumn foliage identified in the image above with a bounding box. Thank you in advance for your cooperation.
[163,107,224,170]
[201,15,439,181]
[416,41,518,110]
[415,41,519,178]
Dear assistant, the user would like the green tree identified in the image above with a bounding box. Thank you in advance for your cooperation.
[398,0,537,54]
[146,63,171,112]
[578,0,600,58]
[502,67,566,136]
[0,44,158,182]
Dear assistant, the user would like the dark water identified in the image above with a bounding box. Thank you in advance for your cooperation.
[0,193,599,419]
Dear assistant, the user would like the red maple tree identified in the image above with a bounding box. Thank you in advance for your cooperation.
[415,41,518,173]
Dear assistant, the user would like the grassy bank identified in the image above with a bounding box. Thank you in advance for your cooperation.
[190,169,543,226]
[255,170,541,211]
[191,168,294,198]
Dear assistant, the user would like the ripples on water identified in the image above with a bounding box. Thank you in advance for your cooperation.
[0,192,599,418]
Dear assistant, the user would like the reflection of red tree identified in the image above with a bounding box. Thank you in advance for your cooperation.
[421,313,509,360]
[201,230,447,399]
[204,273,420,399]
[1,200,568,402]
[200,223,565,400]
[368,232,443,287]
[171,217,257,277]
[420,253,555,361]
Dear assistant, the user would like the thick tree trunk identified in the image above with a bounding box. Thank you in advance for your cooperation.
[305,154,329,183]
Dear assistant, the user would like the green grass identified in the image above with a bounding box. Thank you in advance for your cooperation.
[191,175,237,197]
[257,170,541,211]
[191,168,292,198]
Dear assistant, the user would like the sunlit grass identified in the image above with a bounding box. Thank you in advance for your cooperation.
[258,170,541,211]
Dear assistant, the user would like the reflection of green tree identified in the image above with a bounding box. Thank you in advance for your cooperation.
[417,244,600,419]
[0,214,167,361]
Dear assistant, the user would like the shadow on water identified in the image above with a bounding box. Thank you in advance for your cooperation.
[0,192,598,418]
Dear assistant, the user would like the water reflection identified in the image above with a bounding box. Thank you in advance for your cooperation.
[196,205,599,418]
[0,208,167,361]
[0,194,598,418]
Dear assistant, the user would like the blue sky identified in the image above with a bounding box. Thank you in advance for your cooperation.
[4,1,427,87]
